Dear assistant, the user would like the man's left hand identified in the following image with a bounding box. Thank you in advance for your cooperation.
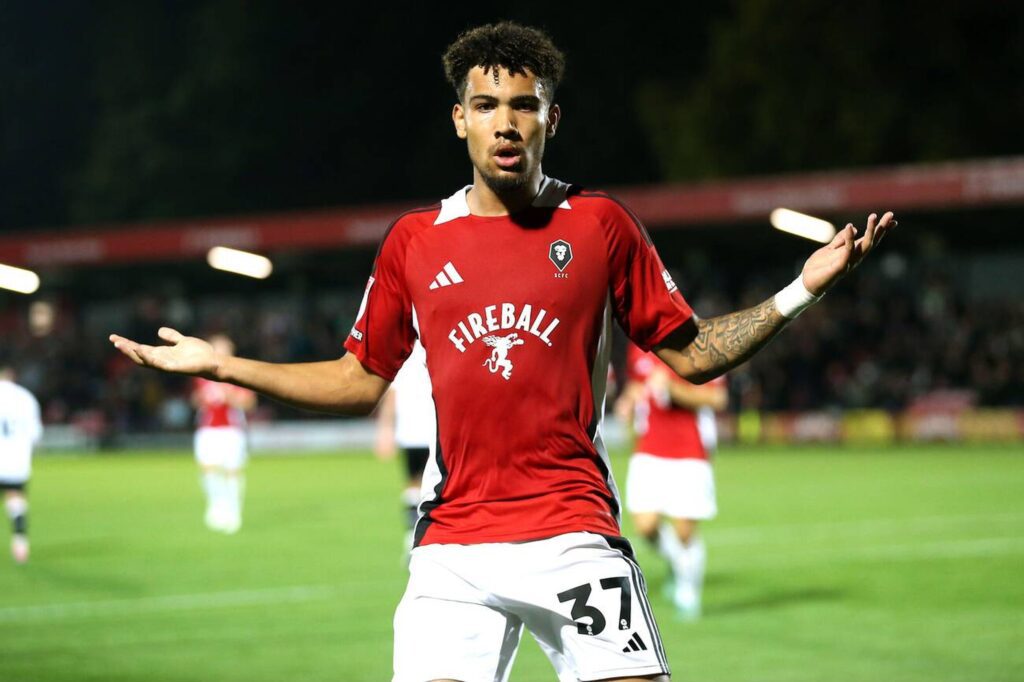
[801,211,897,296]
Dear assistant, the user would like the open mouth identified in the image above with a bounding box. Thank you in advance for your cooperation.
[493,147,523,170]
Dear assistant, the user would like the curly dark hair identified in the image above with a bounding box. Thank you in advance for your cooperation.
[442,21,566,103]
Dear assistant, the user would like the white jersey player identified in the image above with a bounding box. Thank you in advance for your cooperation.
[0,364,43,564]
[375,340,436,558]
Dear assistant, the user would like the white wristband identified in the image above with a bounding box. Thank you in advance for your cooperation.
[774,275,823,319]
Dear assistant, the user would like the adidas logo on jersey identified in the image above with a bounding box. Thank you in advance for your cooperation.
[622,632,649,653]
[429,262,464,290]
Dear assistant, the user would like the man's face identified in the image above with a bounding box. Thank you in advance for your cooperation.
[453,66,560,194]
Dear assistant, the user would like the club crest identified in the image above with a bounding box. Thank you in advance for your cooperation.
[549,239,573,271]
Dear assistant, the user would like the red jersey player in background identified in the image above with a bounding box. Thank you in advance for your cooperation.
[192,335,256,534]
[111,21,896,682]
[616,342,727,620]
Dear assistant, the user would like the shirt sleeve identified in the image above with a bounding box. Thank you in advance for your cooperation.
[343,224,417,381]
[603,197,694,351]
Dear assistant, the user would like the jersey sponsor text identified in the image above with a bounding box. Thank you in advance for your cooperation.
[447,302,560,352]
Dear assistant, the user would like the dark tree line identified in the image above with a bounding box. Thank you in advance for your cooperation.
[1,1,1021,232]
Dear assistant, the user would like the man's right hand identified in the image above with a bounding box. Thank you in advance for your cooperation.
[109,327,223,378]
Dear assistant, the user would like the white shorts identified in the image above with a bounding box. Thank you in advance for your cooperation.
[193,427,248,470]
[394,532,670,682]
[0,441,32,484]
[626,454,717,520]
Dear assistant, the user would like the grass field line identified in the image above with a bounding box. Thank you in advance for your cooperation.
[0,584,342,624]
[717,535,1024,570]
[710,511,1024,545]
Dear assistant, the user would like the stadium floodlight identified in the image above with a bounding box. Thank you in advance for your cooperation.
[770,208,837,244]
[206,246,273,279]
[0,262,41,294]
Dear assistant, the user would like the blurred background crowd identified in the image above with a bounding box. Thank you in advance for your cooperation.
[1,243,1020,437]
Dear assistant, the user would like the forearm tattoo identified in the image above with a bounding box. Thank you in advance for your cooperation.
[680,296,788,382]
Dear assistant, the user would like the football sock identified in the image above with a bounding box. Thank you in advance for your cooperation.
[5,497,28,535]
[657,522,706,612]
[201,471,220,507]
[657,520,686,568]
[673,535,706,612]
[224,473,243,519]
[687,535,707,594]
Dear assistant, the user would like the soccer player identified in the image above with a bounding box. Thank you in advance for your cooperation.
[0,362,43,564]
[192,335,256,534]
[109,21,896,682]
[616,342,728,620]
[374,339,436,558]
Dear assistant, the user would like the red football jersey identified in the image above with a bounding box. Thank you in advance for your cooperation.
[193,378,252,428]
[345,176,693,546]
[626,344,726,461]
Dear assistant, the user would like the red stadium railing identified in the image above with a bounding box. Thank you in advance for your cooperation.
[2,156,1023,268]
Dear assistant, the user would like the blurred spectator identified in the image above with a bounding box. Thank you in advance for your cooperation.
[0,257,1020,436]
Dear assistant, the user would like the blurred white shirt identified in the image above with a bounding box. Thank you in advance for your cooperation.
[0,379,43,482]
[391,341,436,449]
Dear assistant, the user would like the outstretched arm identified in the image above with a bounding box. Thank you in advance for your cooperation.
[653,297,785,384]
[655,211,896,383]
[110,327,389,416]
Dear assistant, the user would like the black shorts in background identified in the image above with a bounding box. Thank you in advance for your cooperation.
[403,447,429,480]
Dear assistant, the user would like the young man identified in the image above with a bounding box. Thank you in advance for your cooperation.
[375,339,436,559]
[192,335,256,534]
[0,363,43,564]
[616,342,728,620]
[110,21,896,682]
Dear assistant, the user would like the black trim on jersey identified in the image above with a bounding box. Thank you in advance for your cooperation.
[370,204,442,266]
[579,190,655,247]
[0,480,26,491]
[586,299,622,525]
[565,183,586,200]
[412,397,447,547]
[588,414,621,523]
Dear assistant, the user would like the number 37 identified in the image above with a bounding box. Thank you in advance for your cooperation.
[557,577,632,636]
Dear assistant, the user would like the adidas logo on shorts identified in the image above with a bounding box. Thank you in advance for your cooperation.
[622,631,648,653]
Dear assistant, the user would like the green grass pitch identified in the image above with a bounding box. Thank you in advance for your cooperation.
[1,444,1021,681]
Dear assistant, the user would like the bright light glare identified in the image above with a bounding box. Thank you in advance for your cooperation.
[0,262,41,294]
[770,208,836,243]
[207,246,273,279]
